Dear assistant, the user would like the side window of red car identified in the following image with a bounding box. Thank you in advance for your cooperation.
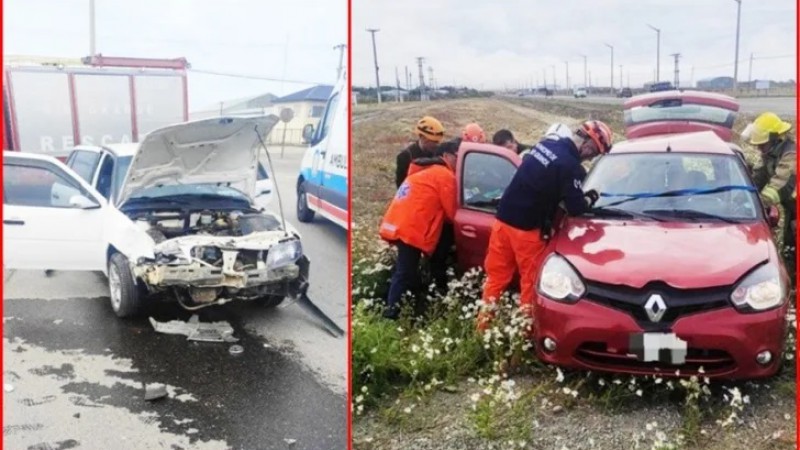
[461,152,517,214]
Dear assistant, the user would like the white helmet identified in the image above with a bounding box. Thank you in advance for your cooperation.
[545,123,573,140]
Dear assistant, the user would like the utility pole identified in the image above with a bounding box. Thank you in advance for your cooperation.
[395,67,401,103]
[733,0,742,90]
[564,61,570,90]
[551,65,556,92]
[604,43,614,94]
[428,66,435,91]
[89,0,97,56]
[588,69,592,91]
[416,57,426,101]
[333,44,346,79]
[366,29,382,103]
[671,53,681,88]
[579,54,587,89]
[619,65,623,89]
[405,66,410,91]
[542,68,547,90]
[748,53,754,86]
[647,24,661,82]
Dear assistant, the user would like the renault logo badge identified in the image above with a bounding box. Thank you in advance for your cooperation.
[644,294,667,322]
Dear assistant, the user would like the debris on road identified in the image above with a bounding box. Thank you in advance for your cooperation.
[284,438,297,445]
[144,383,168,401]
[229,345,244,355]
[149,314,239,343]
[53,319,63,325]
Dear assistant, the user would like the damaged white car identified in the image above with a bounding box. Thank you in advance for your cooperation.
[4,116,338,333]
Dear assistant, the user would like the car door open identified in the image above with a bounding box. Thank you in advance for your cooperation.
[4,155,108,271]
[454,143,521,272]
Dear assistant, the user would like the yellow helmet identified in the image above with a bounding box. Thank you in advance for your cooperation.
[415,116,445,143]
[748,112,792,145]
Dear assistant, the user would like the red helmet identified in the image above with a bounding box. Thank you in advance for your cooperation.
[462,123,486,143]
[577,120,613,154]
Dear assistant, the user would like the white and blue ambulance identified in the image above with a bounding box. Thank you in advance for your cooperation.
[296,53,349,229]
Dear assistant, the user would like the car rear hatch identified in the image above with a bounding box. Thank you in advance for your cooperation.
[623,91,739,141]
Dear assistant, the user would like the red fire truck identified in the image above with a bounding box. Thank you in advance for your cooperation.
[3,55,189,158]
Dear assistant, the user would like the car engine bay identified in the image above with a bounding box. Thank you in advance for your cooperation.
[130,209,284,244]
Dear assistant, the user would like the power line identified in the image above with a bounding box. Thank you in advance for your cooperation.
[188,68,325,85]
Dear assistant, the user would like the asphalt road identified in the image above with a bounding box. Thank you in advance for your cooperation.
[533,94,797,117]
[3,145,348,450]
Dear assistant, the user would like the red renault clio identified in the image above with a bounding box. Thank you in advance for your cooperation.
[454,91,790,379]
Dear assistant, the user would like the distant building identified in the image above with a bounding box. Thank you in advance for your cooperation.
[382,88,409,100]
[190,92,278,121]
[696,76,734,90]
[272,85,334,144]
[190,85,333,145]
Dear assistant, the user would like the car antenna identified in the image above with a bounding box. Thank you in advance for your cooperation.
[253,124,289,237]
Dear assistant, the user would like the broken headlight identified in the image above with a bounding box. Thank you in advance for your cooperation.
[731,263,785,312]
[266,239,303,269]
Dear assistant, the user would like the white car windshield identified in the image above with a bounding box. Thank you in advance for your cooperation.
[584,153,760,222]
[128,184,250,201]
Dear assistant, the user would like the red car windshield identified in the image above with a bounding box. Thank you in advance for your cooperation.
[583,153,760,222]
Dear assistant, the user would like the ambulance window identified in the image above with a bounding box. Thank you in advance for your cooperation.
[461,152,517,214]
[317,93,340,141]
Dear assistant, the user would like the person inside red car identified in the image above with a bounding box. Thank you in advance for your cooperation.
[380,141,459,320]
[492,129,530,155]
[477,120,614,331]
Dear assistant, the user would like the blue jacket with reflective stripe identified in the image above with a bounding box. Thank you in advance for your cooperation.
[496,137,589,231]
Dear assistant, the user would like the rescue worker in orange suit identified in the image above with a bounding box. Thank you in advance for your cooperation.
[380,141,459,320]
[405,138,462,294]
[396,116,445,188]
[477,120,614,331]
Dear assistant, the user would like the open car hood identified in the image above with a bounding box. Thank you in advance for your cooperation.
[118,116,280,205]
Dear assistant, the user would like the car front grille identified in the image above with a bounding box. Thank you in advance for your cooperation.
[584,280,732,330]
[575,342,737,377]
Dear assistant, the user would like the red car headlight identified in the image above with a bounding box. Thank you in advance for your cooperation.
[537,254,586,303]
[730,263,785,312]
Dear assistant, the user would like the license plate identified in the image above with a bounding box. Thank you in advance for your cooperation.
[629,332,688,365]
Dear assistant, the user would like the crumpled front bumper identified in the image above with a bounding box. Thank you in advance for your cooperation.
[134,251,309,291]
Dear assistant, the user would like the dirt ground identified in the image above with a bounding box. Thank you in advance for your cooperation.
[351,97,797,450]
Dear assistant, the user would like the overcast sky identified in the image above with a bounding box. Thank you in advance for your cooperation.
[353,0,796,90]
[4,0,347,110]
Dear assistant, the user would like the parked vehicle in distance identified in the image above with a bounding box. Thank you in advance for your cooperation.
[573,87,587,98]
[452,93,789,379]
[649,81,674,92]
[617,88,633,98]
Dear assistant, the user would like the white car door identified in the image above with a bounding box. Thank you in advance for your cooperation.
[4,155,108,271]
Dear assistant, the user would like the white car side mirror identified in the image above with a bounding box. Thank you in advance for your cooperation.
[69,194,100,210]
